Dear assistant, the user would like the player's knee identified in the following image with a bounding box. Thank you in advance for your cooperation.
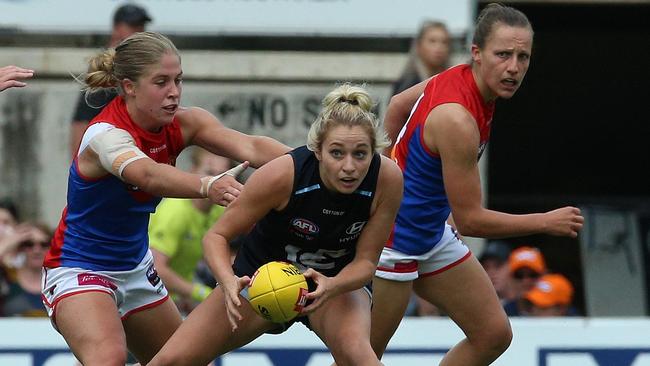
[147,353,179,366]
[473,317,512,357]
[332,338,378,366]
[79,346,127,366]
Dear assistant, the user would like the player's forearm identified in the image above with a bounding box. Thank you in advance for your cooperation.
[136,163,204,198]
[329,259,375,297]
[203,231,237,286]
[454,208,545,238]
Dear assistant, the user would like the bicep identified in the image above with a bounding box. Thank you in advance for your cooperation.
[431,110,483,217]
[181,107,255,161]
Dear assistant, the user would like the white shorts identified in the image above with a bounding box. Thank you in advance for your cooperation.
[41,250,168,327]
[375,224,471,281]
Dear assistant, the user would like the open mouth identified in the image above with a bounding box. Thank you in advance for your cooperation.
[340,177,357,187]
[162,104,178,113]
[501,78,518,89]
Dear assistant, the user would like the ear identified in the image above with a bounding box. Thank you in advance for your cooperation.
[471,44,481,64]
[314,149,322,161]
[121,78,136,97]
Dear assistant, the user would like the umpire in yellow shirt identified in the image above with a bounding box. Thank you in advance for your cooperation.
[149,148,231,314]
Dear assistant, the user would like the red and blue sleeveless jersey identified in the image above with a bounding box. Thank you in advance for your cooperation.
[44,96,185,271]
[389,64,495,255]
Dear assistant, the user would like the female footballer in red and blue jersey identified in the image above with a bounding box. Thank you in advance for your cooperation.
[370,5,583,365]
[382,63,493,264]
[45,96,184,272]
[40,32,289,365]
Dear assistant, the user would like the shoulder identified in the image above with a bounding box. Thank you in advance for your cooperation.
[374,156,403,209]
[242,154,294,209]
[244,154,294,192]
[428,103,478,139]
[378,155,403,185]
[87,125,137,150]
[249,154,294,186]
[175,106,215,122]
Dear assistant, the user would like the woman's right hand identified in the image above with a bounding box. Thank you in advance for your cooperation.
[222,275,251,332]
[543,206,584,237]
[206,161,250,206]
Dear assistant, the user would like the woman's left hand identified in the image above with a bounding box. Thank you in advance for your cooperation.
[300,268,334,314]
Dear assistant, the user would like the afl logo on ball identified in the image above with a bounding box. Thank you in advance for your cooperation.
[291,218,320,234]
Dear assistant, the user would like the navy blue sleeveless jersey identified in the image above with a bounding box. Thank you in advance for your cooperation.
[233,145,381,278]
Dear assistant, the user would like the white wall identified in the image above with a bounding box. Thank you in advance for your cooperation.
[1,318,649,365]
[0,0,473,36]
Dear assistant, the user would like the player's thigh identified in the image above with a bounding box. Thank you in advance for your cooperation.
[414,255,509,338]
[122,297,182,364]
[310,288,373,354]
[369,277,413,354]
[56,291,127,363]
[149,286,275,366]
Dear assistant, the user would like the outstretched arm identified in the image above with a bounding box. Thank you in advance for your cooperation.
[430,104,583,238]
[0,65,34,92]
[179,107,291,168]
[78,127,247,206]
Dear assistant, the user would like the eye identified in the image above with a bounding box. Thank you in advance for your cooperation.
[155,79,166,86]
[518,54,530,62]
[329,149,343,158]
[175,78,183,85]
[354,150,368,159]
[496,51,510,59]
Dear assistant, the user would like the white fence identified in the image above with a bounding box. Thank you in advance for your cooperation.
[1,317,650,365]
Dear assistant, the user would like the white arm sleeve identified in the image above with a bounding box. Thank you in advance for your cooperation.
[88,126,148,180]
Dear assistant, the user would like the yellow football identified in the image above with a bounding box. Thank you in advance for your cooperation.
[248,261,308,323]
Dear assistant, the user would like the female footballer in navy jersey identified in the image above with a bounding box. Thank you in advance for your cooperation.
[149,83,403,366]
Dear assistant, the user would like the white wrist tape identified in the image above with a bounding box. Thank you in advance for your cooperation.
[200,173,227,198]
[199,162,248,198]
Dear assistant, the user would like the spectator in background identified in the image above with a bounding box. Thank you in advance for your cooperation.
[391,20,451,96]
[0,65,34,92]
[0,198,23,262]
[0,198,20,240]
[479,240,515,305]
[503,246,547,316]
[69,3,152,157]
[0,198,21,315]
[522,273,577,317]
[3,223,51,317]
[149,148,231,314]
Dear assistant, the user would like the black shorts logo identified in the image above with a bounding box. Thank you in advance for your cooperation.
[146,264,161,287]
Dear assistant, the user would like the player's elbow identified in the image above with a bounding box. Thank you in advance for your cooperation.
[134,164,166,196]
[357,259,377,284]
[453,214,483,237]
